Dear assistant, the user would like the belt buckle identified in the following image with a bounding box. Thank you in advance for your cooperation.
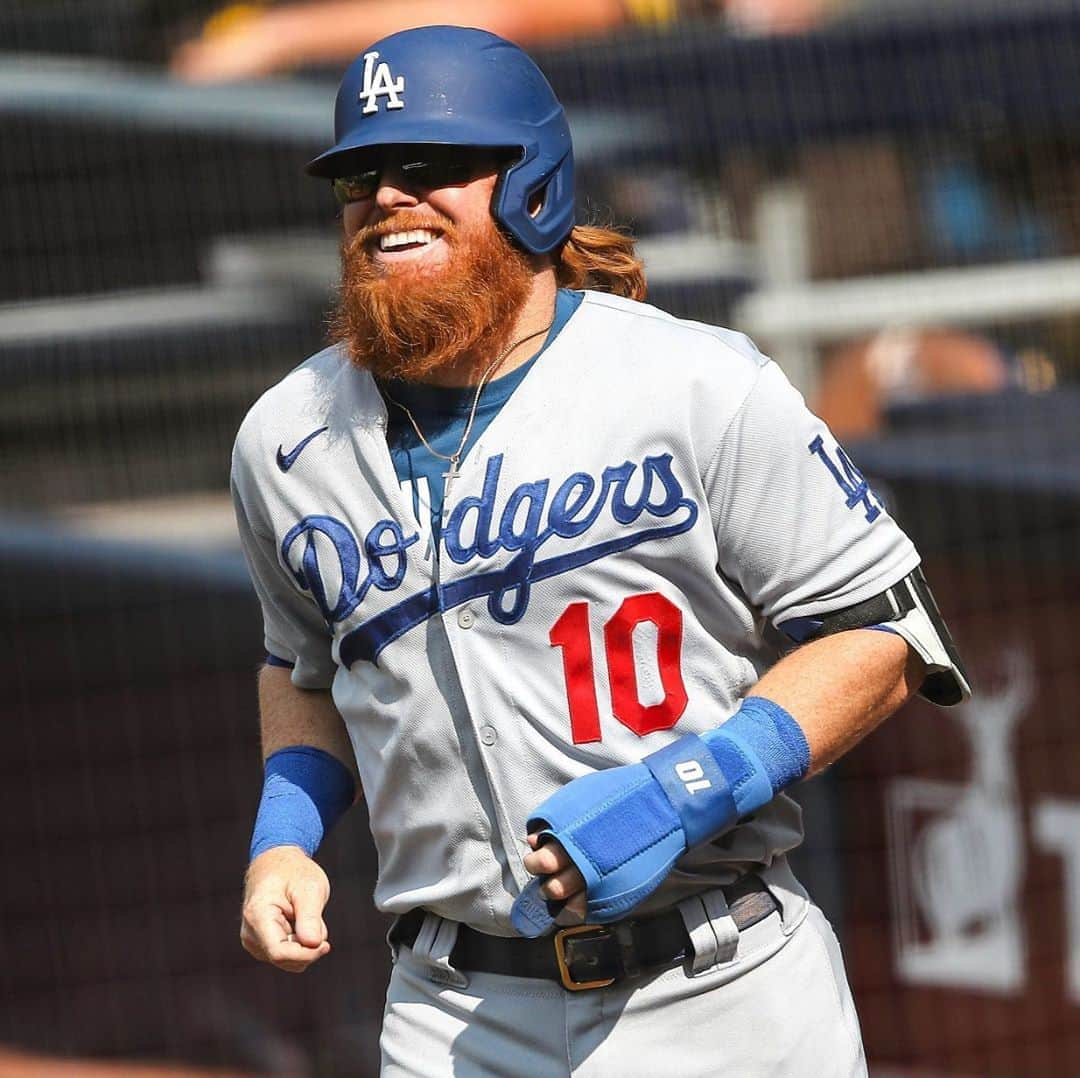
[553,924,617,991]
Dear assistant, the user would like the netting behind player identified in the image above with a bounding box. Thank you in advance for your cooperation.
[3,2,1079,1074]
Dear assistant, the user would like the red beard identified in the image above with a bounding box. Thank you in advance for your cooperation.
[330,212,534,383]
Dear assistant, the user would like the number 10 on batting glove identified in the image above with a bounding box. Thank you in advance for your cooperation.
[510,697,810,938]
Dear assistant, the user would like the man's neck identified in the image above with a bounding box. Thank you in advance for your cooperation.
[415,270,559,388]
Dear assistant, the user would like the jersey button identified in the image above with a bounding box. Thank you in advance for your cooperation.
[479,725,497,746]
[457,607,475,629]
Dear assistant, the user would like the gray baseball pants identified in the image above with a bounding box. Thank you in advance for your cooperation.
[379,869,867,1077]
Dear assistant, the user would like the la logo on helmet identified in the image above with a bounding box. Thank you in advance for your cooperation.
[358,51,405,115]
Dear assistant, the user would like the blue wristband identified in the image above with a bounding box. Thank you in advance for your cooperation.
[701,696,811,819]
[249,746,356,861]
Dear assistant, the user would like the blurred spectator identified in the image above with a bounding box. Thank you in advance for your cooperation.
[921,158,1060,265]
[172,0,627,82]
[813,327,1014,439]
[170,0,847,82]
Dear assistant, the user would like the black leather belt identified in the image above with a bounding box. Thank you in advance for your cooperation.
[392,875,778,992]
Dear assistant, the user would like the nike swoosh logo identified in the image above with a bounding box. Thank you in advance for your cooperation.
[276,426,329,473]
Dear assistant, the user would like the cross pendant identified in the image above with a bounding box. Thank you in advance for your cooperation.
[443,457,462,488]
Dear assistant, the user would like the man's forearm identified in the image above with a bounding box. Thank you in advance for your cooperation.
[243,662,347,971]
[750,628,925,776]
[258,663,359,785]
[249,664,359,864]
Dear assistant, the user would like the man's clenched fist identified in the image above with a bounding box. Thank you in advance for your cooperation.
[241,845,332,973]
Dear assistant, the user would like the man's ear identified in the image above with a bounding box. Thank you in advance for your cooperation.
[528,185,548,219]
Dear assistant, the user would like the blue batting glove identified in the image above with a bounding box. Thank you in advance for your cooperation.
[510,698,810,938]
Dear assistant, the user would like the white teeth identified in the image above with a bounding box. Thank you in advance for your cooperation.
[379,229,437,251]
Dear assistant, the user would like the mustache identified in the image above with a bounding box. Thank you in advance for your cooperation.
[344,212,458,255]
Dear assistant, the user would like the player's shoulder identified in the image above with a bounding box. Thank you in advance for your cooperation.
[573,290,771,413]
[577,290,770,374]
[232,343,373,467]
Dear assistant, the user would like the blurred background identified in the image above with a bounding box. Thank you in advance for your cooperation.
[3,0,1080,1074]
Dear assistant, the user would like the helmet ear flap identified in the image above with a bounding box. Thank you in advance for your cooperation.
[493,141,574,255]
[489,164,552,246]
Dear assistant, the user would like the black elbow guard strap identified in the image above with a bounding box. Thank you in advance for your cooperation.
[785,567,971,707]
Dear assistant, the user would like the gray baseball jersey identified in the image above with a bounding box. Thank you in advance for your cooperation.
[231,290,920,936]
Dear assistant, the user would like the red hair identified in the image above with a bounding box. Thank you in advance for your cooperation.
[555,224,647,301]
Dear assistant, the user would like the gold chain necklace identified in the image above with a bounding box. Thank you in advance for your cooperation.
[380,320,554,489]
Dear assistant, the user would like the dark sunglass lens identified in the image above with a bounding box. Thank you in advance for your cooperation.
[440,159,476,184]
[398,150,491,189]
[332,169,380,203]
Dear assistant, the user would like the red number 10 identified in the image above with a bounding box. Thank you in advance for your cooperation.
[549,592,688,744]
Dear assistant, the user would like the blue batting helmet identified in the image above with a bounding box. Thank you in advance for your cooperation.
[306,25,575,255]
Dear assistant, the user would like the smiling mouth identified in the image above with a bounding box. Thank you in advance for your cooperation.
[377,228,443,254]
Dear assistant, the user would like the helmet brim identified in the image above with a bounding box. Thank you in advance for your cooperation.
[305,117,532,178]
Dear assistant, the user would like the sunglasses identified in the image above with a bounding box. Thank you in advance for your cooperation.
[331,146,514,205]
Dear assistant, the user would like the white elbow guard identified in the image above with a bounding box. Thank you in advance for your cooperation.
[782,567,971,706]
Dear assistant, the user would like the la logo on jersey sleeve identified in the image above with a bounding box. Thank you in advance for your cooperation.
[808,434,884,523]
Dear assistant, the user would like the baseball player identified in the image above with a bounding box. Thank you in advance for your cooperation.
[232,25,969,1076]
